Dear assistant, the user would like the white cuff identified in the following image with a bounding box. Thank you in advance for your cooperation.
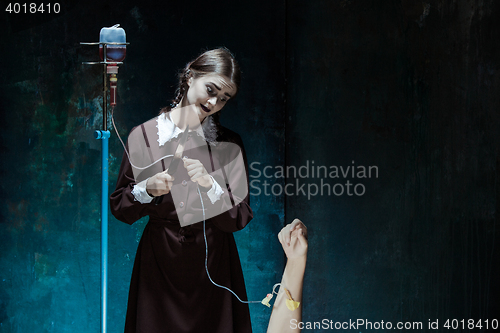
[131,178,154,204]
[206,176,224,204]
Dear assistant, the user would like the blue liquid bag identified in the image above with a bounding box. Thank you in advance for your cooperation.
[99,24,126,63]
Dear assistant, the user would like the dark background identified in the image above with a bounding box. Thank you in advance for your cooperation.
[1,0,499,332]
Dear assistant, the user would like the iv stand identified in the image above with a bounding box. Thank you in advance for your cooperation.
[80,41,129,333]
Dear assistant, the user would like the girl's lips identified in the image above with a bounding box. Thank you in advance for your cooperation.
[200,104,211,113]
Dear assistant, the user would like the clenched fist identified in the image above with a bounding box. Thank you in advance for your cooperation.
[146,171,175,197]
[278,218,308,260]
[183,157,214,189]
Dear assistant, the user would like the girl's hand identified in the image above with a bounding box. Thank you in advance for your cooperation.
[183,158,214,189]
[146,171,175,197]
[278,219,308,260]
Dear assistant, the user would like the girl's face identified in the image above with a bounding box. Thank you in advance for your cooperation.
[184,73,237,121]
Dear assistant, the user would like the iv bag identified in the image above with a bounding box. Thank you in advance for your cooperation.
[99,24,126,62]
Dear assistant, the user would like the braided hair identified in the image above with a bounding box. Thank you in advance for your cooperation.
[160,48,241,144]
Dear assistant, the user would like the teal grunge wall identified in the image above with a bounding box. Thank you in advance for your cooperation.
[286,0,500,330]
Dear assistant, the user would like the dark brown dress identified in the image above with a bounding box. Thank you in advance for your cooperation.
[110,122,253,333]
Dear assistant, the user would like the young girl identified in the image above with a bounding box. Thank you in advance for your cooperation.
[110,48,253,333]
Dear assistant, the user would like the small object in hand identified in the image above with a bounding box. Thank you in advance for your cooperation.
[284,288,300,311]
[261,293,273,307]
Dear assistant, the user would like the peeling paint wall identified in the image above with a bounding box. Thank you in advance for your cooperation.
[286,0,500,329]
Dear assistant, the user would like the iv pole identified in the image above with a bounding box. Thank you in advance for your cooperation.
[80,40,128,333]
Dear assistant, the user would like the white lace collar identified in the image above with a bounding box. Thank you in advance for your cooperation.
[156,112,205,146]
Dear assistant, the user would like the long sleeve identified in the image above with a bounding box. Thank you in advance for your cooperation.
[110,149,155,225]
[199,133,253,233]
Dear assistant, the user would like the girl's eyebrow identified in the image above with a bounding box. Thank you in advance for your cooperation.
[212,83,232,98]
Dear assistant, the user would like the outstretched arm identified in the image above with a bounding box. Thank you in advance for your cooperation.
[267,219,308,333]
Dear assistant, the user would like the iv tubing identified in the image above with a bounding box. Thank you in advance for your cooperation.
[198,187,261,304]
[111,106,173,170]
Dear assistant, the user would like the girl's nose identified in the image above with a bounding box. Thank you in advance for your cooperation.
[208,97,217,106]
